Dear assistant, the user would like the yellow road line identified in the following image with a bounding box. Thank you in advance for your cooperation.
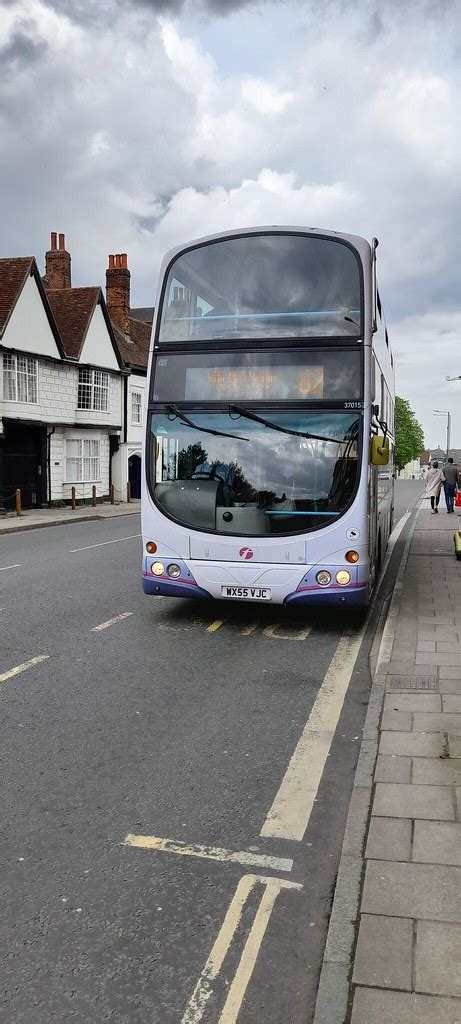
[206,619,225,633]
[263,624,311,641]
[181,874,301,1024]
[240,623,258,635]
[123,834,292,873]
[181,875,255,1024]
[0,655,49,685]
[219,877,301,1023]
[260,627,366,841]
[91,612,133,632]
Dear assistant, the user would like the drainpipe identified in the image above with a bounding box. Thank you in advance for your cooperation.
[47,426,56,507]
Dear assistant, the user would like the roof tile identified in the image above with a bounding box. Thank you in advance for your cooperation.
[46,287,100,359]
[0,257,34,335]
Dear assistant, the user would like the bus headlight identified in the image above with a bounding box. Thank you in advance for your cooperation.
[316,570,331,587]
[336,570,351,586]
[151,561,164,575]
[167,564,181,578]
[345,550,359,563]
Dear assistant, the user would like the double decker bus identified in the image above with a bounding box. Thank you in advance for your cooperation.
[142,227,394,608]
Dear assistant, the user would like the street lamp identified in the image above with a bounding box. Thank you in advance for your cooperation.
[433,410,451,460]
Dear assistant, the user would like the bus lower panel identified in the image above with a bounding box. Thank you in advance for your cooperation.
[142,575,212,600]
[284,584,369,607]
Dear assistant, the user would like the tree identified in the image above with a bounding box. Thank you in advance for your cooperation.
[177,442,208,478]
[394,396,425,472]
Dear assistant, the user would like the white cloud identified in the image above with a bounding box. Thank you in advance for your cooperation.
[1,0,461,447]
[240,78,294,115]
[392,310,461,446]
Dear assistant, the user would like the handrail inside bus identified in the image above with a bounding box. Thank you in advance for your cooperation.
[163,309,361,322]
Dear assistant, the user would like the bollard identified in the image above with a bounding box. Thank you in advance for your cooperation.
[71,486,76,510]
[110,484,115,505]
[92,485,97,507]
[127,481,131,503]
[15,489,21,517]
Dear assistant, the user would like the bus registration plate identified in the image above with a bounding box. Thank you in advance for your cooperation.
[221,586,271,601]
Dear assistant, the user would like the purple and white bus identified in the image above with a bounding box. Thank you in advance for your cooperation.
[141,227,394,608]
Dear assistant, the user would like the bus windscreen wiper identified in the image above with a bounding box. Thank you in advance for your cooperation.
[166,405,249,442]
[229,404,341,445]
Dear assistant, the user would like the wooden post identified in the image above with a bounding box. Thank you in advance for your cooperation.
[71,486,76,510]
[127,481,131,503]
[15,489,21,517]
[92,485,97,507]
[110,484,115,505]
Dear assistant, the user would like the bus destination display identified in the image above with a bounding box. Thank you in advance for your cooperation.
[185,366,325,401]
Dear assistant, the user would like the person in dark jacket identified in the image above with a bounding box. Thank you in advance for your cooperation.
[441,458,459,513]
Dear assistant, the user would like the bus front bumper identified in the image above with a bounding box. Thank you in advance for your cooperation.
[142,557,370,606]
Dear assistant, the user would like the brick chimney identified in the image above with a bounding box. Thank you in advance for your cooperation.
[43,231,71,290]
[106,253,130,333]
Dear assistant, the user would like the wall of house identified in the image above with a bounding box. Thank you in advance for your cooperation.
[111,372,146,499]
[79,302,120,372]
[2,272,60,359]
[1,356,122,430]
[50,428,112,502]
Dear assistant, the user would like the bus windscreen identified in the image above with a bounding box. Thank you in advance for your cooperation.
[158,233,362,343]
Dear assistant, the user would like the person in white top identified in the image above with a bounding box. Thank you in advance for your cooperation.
[425,461,443,514]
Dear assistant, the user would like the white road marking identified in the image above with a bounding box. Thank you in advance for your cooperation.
[123,834,292,873]
[0,564,22,571]
[181,874,301,1024]
[260,627,366,841]
[91,612,133,632]
[69,535,141,552]
[0,655,49,685]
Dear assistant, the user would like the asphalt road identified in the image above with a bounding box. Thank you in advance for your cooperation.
[0,480,423,1024]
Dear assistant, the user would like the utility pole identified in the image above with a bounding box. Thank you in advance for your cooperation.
[434,410,451,461]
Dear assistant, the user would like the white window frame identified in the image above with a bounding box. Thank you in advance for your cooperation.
[77,368,109,412]
[3,352,38,404]
[131,390,142,425]
[65,438,101,482]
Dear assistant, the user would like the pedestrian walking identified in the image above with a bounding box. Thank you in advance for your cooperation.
[441,457,459,513]
[425,461,443,513]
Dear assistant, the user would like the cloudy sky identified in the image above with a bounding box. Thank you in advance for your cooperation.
[1,0,460,447]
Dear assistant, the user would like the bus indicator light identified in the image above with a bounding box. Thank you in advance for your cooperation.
[146,541,157,554]
[345,550,359,563]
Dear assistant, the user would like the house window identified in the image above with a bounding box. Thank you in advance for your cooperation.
[3,353,38,403]
[132,391,142,425]
[65,438,101,481]
[78,368,108,411]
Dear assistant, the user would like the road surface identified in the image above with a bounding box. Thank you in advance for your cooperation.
[0,480,423,1023]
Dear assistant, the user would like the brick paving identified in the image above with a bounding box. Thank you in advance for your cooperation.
[350,508,461,1021]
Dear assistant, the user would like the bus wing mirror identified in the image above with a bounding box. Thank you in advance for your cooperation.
[371,435,389,466]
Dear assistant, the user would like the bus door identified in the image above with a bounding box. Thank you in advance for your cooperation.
[368,464,380,577]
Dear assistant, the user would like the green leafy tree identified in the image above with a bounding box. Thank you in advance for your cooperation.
[394,396,425,472]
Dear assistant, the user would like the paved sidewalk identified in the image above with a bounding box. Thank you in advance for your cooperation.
[315,506,461,1024]
[0,500,140,534]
